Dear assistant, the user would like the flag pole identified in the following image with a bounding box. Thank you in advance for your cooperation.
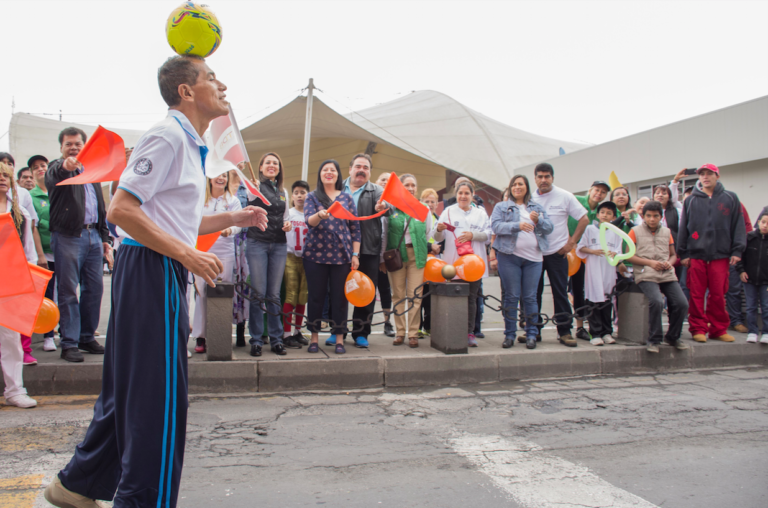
[246,161,257,182]
[300,78,315,182]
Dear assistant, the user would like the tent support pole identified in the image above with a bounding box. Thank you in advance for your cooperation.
[300,78,315,182]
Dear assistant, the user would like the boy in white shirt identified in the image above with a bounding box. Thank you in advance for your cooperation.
[576,201,627,345]
[283,181,310,346]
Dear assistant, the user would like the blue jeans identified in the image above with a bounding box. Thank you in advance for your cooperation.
[51,230,103,350]
[726,265,744,326]
[246,239,287,346]
[744,283,768,335]
[497,251,543,339]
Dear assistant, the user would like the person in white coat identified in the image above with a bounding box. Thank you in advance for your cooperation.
[191,170,241,353]
[0,161,38,408]
[433,181,492,347]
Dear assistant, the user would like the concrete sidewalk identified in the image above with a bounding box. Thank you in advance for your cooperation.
[9,276,768,395]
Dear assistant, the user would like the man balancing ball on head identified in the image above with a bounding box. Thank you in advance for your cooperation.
[45,55,268,508]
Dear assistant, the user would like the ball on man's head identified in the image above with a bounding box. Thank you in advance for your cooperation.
[166,2,222,58]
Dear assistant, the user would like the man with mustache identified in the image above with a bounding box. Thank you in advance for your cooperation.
[340,153,388,348]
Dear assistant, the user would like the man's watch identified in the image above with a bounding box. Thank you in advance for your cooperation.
[352,252,359,257]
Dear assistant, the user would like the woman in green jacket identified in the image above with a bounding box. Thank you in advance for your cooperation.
[385,174,434,348]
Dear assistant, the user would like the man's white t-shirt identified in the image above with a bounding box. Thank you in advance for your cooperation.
[116,110,207,248]
[531,185,587,256]
[285,207,307,257]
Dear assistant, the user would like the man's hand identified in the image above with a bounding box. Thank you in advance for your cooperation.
[557,240,576,256]
[457,231,473,243]
[519,222,534,233]
[103,243,114,269]
[529,211,539,224]
[379,262,387,274]
[673,168,688,183]
[649,260,665,272]
[489,257,498,271]
[436,222,447,232]
[375,200,387,212]
[430,243,441,255]
[618,264,629,275]
[681,258,690,267]
[282,221,292,232]
[37,257,49,269]
[351,256,360,270]
[730,256,741,266]
[63,157,81,172]
[183,247,224,287]
[232,206,268,231]
[740,272,749,283]
[220,228,232,238]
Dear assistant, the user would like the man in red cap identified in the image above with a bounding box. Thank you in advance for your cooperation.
[678,164,746,342]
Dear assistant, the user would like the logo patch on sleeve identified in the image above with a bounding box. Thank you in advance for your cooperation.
[133,158,153,176]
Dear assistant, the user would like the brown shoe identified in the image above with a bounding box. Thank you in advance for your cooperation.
[558,334,577,347]
[711,333,735,342]
[730,324,749,333]
[393,336,405,346]
[408,337,419,348]
[45,476,108,507]
[692,334,707,342]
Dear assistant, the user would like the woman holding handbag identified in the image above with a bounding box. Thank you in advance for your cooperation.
[383,174,434,348]
[433,181,492,347]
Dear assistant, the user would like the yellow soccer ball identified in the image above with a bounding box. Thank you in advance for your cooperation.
[166,2,222,58]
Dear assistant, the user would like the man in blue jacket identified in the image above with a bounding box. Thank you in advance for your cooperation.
[678,164,746,343]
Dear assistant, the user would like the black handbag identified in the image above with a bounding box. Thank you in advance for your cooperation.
[383,217,412,272]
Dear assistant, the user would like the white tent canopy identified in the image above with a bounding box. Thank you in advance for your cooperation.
[9,113,144,170]
[240,90,587,192]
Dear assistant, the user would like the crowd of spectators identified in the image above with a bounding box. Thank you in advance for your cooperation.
[2,132,766,409]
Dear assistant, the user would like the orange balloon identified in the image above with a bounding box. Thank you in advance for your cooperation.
[427,253,436,259]
[567,249,581,276]
[33,298,60,334]
[424,257,447,283]
[345,270,375,307]
[453,254,485,282]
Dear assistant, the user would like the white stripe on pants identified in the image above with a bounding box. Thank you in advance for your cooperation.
[191,257,235,338]
[0,325,27,399]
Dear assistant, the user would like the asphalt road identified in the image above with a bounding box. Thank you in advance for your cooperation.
[2,368,767,507]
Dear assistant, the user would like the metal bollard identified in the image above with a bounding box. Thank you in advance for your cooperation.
[617,281,649,345]
[205,282,234,361]
[430,282,469,354]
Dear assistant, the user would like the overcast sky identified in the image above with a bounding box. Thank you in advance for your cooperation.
[2,0,767,154]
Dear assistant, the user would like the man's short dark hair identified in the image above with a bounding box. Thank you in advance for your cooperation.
[17,167,31,179]
[58,127,87,145]
[291,180,310,192]
[349,153,372,168]
[684,186,694,195]
[534,162,554,176]
[158,55,205,107]
[642,200,664,216]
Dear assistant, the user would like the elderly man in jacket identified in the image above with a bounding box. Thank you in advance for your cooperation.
[678,164,746,343]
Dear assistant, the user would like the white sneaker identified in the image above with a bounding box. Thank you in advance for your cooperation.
[602,334,616,344]
[6,394,37,408]
[187,349,192,358]
[43,337,58,351]
[747,333,758,343]
[760,334,768,344]
[590,337,604,346]
[44,476,109,508]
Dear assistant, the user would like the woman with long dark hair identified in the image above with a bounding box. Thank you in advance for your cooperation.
[303,160,361,354]
[245,153,292,357]
[491,175,553,349]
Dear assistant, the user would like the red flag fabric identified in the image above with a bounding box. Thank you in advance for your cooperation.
[327,201,388,221]
[57,126,127,186]
[0,213,35,298]
[380,172,429,222]
[210,105,248,166]
[0,263,53,336]
[197,232,221,252]
[234,167,271,206]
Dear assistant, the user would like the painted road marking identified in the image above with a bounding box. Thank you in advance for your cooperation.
[450,433,658,508]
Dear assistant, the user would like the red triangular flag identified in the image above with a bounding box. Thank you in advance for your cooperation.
[57,126,127,186]
[380,172,429,222]
[327,201,388,221]
[235,167,272,206]
[197,232,221,252]
[0,263,52,336]
[0,213,35,298]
